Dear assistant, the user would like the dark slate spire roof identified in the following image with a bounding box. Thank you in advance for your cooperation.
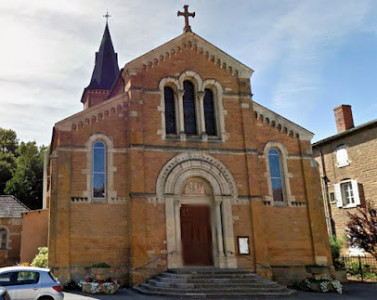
[0,195,29,218]
[87,22,119,89]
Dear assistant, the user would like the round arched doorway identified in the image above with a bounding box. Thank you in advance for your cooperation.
[156,152,238,269]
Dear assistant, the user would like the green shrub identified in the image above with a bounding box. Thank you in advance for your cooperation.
[31,247,48,268]
[91,262,111,268]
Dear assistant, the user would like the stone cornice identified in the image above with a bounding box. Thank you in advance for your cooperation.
[122,32,254,79]
[253,101,313,141]
[54,93,128,132]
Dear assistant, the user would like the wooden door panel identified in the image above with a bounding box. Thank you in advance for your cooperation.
[180,205,213,266]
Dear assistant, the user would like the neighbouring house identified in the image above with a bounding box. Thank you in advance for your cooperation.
[46,7,331,287]
[0,195,29,266]
[313,104,377,256]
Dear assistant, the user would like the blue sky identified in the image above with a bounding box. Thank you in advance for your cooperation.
[0,0,376,145]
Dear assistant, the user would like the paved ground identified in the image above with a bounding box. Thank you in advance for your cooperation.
[63,281,377,299]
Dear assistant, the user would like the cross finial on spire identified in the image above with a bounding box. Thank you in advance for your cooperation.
[177,5,195,33]
[103,11,111,23]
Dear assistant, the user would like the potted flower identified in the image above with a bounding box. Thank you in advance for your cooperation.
[90,263,111,280]
[78,276,120,294]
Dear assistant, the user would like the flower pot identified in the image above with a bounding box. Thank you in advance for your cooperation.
[91,267,109,280]
[305,266,325,275]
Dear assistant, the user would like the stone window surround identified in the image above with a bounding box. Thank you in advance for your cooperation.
[158,71,226,142]
[83,134,117,203]
[334,179,360,209]
[263,142,295,206]
[0,226,8,249]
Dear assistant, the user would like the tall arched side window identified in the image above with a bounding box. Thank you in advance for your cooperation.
[204,88,216,136]
[164,86,177,134]
[0,227,7,249]
[183,80,197,135]
[93,141,106,198]
[268,148,284,202]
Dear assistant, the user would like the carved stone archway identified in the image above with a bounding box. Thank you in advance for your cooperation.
[156,152,238,269]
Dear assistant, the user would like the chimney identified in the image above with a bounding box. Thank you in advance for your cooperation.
[334,105,354,133]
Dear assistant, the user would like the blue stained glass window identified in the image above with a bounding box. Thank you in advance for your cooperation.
[183,80,197,135]
[268,148,284,202]
[93,141,105,198]
[204,89,216,136]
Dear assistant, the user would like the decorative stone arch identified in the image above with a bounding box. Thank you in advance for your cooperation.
[263,141,295,206]
[159,77,180,138]
[178,71,203,91]
[156,152,238,269]
[83,134,117,203]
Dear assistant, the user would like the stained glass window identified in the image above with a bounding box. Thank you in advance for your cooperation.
[93,141,105,198]
[183,80,197,135]
[204,89,216,136]
[268,149,284,202]
[164,86,176,134]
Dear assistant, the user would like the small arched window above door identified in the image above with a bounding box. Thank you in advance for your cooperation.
[204,88,217,136]
[183,80,197,135]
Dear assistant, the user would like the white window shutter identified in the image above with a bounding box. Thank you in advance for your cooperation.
[351,180,360,206]
[334,183,343,207]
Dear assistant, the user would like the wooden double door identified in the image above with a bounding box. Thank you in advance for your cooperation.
[180,204,213,266]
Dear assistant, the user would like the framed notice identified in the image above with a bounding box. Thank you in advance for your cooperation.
[237,236,250,255]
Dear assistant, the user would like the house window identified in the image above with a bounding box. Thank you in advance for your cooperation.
[164,86,177,134]
[334,179,360,208]
[183,80,197,135]
[0,228,7,249]
[336,145,349,167]
[92,141,106,198]
[204,88,217,136]
[268,148,284,202]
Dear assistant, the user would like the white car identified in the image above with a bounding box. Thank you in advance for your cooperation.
[0,266,64,300]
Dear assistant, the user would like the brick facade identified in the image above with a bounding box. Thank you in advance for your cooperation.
[48,30,331,286]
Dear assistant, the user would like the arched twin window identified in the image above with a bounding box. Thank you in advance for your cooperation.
[0,227,8,249]
[164,80,217,137]
[92,141,106,198]
[268,148,284,202]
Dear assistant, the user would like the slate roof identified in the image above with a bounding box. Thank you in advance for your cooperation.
[87,22,119,90]
[0,195,29,218]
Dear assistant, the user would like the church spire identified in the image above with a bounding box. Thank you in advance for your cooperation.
[81,15,120,108]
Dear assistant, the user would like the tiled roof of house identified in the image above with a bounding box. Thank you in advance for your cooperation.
[0,195,30,218]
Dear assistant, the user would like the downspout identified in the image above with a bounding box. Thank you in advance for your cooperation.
[319,148,336,236]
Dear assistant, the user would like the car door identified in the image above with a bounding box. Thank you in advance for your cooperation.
[5,271,40,300]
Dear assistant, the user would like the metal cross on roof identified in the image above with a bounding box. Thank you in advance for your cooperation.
[177,5,195,33]
[103,11,111,23]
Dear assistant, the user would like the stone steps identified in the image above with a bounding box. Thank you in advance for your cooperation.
[134,268,296,298]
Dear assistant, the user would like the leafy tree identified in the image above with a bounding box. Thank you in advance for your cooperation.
[346,202,377,259]
[31,247,48,268]
[0,128,18,193]
[5,142,46,209]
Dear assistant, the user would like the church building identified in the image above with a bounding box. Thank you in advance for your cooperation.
[47,7,332,286]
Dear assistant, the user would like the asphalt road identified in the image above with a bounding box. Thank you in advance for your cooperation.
[63,281,377,299]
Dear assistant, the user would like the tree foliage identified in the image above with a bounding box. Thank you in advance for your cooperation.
[31,247,48,268]
[5,142,46,209]
[0,128,18,194]
[0,128,46,210]
[346,202,377,259]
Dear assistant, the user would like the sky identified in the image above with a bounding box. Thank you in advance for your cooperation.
[0,0,377,145]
